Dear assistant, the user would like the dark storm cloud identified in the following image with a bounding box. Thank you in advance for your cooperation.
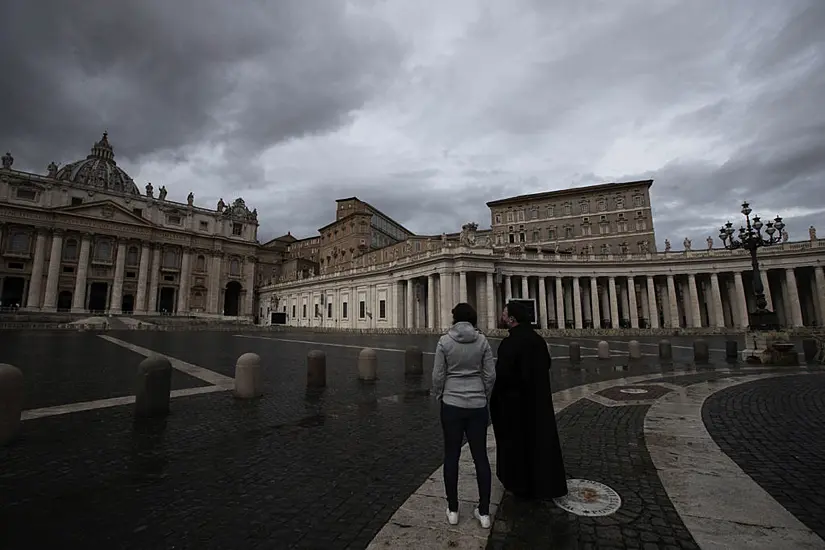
[1,0,404,171]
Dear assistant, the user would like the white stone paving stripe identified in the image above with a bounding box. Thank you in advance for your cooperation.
[21,386,227,421]
[645,374,825,549]
[99,335,235,387]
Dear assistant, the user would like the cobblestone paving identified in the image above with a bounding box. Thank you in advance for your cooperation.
[703,373,825,540]
[487,398,700,550]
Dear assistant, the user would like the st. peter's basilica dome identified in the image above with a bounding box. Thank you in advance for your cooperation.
[54,132,141,195]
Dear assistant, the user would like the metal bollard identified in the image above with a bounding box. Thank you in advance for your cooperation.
[358,348,378,381]
[597,340,610,360]
[0,364,24,445]
[802,339,818,363]
[659,340,673,361]
[135,356,172,418]
[569,342,581,364]
[628,340,642,360]
[693,339,710,364]
[234,352,262,399]
[306,350,327,388]
[725,340,739,362]
[404,346,424,376]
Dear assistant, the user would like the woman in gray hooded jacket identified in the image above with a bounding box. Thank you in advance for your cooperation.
[431,302,496,528]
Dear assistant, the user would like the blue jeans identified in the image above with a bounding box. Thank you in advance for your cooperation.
[441,403,491,515]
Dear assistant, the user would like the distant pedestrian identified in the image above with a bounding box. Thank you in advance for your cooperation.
[490,300,568,499]
[431,302,496,528]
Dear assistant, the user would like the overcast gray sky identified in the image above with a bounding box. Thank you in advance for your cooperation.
[3,0,824,248]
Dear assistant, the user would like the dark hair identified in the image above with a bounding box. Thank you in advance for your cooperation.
[452,302,478,327]
[505,301,530,324]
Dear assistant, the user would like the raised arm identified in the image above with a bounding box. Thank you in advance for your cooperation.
[431,338,447,401]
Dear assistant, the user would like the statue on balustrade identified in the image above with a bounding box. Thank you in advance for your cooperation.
[158,185,168,200]
[217,198,226,212]
[1,151,13,169]
[782,230,789,243]
[683,237,692,251]
[441,232,448,247]
[47,162,58,177]
[187,192,194,206]
[145,182,154,197]
[664,239,671,252]
[707,236,713,250]
[811,225,817,241]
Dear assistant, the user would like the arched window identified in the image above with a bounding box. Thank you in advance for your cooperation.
[162,248,178,268]
[63,239,78,261]
[93,240,112,262]
[229,258,241,276]
[196,254,206,272]
[126,246,139,266]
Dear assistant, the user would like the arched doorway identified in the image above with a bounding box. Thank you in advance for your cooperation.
[122,294,135,314]
[88,282,108,312]
[157,287,176,314]
[57,291,72,312]
[0,277,25,309]
[223,281,242,316]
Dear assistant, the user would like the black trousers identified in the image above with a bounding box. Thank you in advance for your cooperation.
[441,403,492,515]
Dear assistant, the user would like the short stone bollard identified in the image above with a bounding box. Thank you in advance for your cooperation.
[306,350,326,388]
[628,340,642,360]
[802,339,818,363]
[404,346,424,376]
[0,364,24,445]
[569,342,581,364]
[358,348,378,381]
[659,340,673,361]
[693,339,710,364]
[135,356,172,419]
[597,340,610,360]
[234,352,262,399]
[726,340,739,362]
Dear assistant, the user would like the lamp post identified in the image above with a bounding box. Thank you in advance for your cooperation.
[719,201,785,330]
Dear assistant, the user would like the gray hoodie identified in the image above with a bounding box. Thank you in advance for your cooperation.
[431,322,496,409]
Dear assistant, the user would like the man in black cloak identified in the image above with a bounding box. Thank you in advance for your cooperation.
[490,300,568,499]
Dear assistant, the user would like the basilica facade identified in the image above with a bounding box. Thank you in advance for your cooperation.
[0,133,259,317]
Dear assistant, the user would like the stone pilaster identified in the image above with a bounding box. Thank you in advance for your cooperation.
[537,276,548,329]
[109,240,128,313]
[177,248,192,314]
[406,278,415,328]
[627,277,639,328]
[646,276,659,328]
[520,276,528,300]
[666,274,679,328]
[608,276,620,328]
[733,271,749,328]
[760,269,774,311]
[785,268,804,327]
[486,272,496,331]
[709,272,725,328]
[589,277,601,328]
[244,256,256,317]
[687,274,702,328]
[459,271,468,303]
[147,245,162,314]
[209,254,222,314]
[572,277,583,329]
[70,234,92,312]
[25,231,48,309]
[134,243,151,313]
[815,267,825,326]
[555,277,565,328]
[504,275,512,303]
[42,230,64,311]
[426,274,435,329]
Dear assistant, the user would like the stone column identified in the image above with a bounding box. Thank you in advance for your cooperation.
[709,273,725,328]
[134,243,151,313]
[208,253,222,315]
[504,275,512,303]
[520,276,528,300]
[427,274,436,329]
[390,280,398,328]
[42,230,64,311]
[459,271,468,303]
[785,268,804,327]
[406,278,415,328]
[71,234,92,312]
[486,272,496,331]
[537,276,548,329]
[646,276,659,329]
[608,276,619,328]
[666,275,679,328]
[572,277,583,329]
[244,256,256,317]
[26,230,48,309]
[815,267,825,326]
[589,278,601,328]
[176,248,192,314]
[627,277,639,328]
[439,273,451,329]
[555,277,565,328]
[110,240,128,313]
[760,270,774,311]
[147,245,162,314]
[687,274,702,328]
[733,271,749,328]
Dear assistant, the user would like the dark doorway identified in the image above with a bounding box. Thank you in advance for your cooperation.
[122,294,135,314]
[158,287,176,314]
[88,282,108,312]
[224,281,242,316]
[57,291,72,312]
[0,277,25,309]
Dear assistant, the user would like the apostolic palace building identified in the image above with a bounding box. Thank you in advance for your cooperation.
[1,133,824,332]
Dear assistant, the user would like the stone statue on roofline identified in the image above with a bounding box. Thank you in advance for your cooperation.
[664,239,671,252]
[810,225,817,241]
[707,236,713,250]
[683,237,691,251]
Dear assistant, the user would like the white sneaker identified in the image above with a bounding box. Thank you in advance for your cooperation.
[446,508,459,525]
[474,507,491,529]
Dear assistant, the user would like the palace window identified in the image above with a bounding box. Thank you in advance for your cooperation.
[519,232,525,242]
[530,208,538,220]
[636,219,647,231]
[359,300,366,319]
[16,188,37,201]
[616,197,625,209]
[167,214,182,225]
[63,239,78,261]
[126,246,139,266]
[342,302,348,319]
[196,255,206,272]
[494,213,501,224]
[9,232,30,253]
[93,240,113,262]
[517,210,525,222]
[72,197,84,206]
[547,228,556,240]
[327,303,332,318]
[601,244,609,255]
[303,304,307,318]
[292,305,296,317]
[581,225,592,236]
[162,249,178,268]
[532,230,540,242]
[618,221,628,232]
[563,203,571,216]
[598,198,607,212]
[580,202,590,214]
[232,223,243,236]
[229,259,241,276]
[508,233,515,244]
[634,195,644,207]
[546,205,555,218]
[565,227,573,238]
[379,300,386,319]
[599,224,610,235]
[199,221,209,231]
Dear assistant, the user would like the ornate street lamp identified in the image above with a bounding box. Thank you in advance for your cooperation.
[719,201,785,330]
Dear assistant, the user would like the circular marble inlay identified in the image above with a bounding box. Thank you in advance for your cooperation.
[554,479,622,517]
[619,388,650,395]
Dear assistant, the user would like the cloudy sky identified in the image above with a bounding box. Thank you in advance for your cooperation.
[3,0,824,249]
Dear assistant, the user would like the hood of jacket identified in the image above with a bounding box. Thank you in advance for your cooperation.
[448,321,479,343]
